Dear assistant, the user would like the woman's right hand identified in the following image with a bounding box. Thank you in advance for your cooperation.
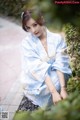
[51,91,62,105]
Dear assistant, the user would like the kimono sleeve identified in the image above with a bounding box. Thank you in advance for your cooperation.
[22,39,51,83]
[51,35,72,75]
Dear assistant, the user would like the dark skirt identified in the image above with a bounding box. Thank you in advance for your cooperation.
[17,96,39,111]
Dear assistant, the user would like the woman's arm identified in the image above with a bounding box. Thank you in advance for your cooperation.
[45,75,62,105]
[56,70,68,99]
[56,70,65,87]
[45,70,68,104]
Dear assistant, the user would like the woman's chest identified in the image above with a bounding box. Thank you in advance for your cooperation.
[36,41,57,62]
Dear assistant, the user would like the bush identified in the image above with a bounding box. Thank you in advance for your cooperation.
[63,24,80,80]
[13,91,80,120]
[0,0,28,18]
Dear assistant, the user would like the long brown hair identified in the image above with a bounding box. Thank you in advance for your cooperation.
[21,9,45,32]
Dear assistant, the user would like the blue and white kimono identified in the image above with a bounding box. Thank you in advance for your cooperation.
[21,29,72,108]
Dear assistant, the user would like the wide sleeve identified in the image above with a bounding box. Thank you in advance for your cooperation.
[21,39,51,83]
[51,35,72,75]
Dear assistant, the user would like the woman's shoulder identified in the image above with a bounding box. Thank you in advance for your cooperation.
[21,33,33,48]
[22,32,32,41]
[49,31,62,39]
[50,31,65,44]
[48,30,64,44]
[21,33,37,50]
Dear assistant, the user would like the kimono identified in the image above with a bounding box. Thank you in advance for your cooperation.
[21,29,72,108]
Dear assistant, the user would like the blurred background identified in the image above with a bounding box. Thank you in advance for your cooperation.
[0,0,80,30]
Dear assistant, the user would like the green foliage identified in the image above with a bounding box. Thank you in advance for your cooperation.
[67,78,80,93]
[13,91,80,120]
[62,24,80,104]
[13,111,32,120]
[63,24,80,79]
[0,0,28,18]
[50,3,80,27]
[0,0,80,28]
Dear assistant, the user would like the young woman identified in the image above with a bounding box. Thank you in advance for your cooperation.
[21,9,72,110]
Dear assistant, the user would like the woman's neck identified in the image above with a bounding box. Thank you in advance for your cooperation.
[39,27,47,41]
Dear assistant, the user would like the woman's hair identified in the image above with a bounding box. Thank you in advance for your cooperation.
[21,9,45,31]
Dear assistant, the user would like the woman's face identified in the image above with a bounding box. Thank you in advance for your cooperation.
[25,18,43,37]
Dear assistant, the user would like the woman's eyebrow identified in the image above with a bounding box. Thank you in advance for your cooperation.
[32,22,37,25]
[26,22,37,28]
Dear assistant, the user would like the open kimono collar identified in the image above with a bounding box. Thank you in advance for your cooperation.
[30,27,56,61]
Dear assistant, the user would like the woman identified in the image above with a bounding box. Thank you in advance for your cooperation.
[21,9,72,110]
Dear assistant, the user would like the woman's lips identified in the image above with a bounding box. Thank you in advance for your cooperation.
[35,32,39,35]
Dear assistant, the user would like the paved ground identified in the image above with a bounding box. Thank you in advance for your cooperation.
[0,17,27,120]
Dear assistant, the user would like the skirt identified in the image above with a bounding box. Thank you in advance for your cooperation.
[17,96,39,111]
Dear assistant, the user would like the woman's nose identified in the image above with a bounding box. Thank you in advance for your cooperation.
[31,27,35,33]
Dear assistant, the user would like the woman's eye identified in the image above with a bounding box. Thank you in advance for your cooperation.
[25,26,30,31]
[33,23,37,27]
[27,27,30,30]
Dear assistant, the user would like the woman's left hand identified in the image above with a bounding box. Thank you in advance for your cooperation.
[60,88,68,99]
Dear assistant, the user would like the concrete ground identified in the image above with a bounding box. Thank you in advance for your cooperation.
[0,17,27,120]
